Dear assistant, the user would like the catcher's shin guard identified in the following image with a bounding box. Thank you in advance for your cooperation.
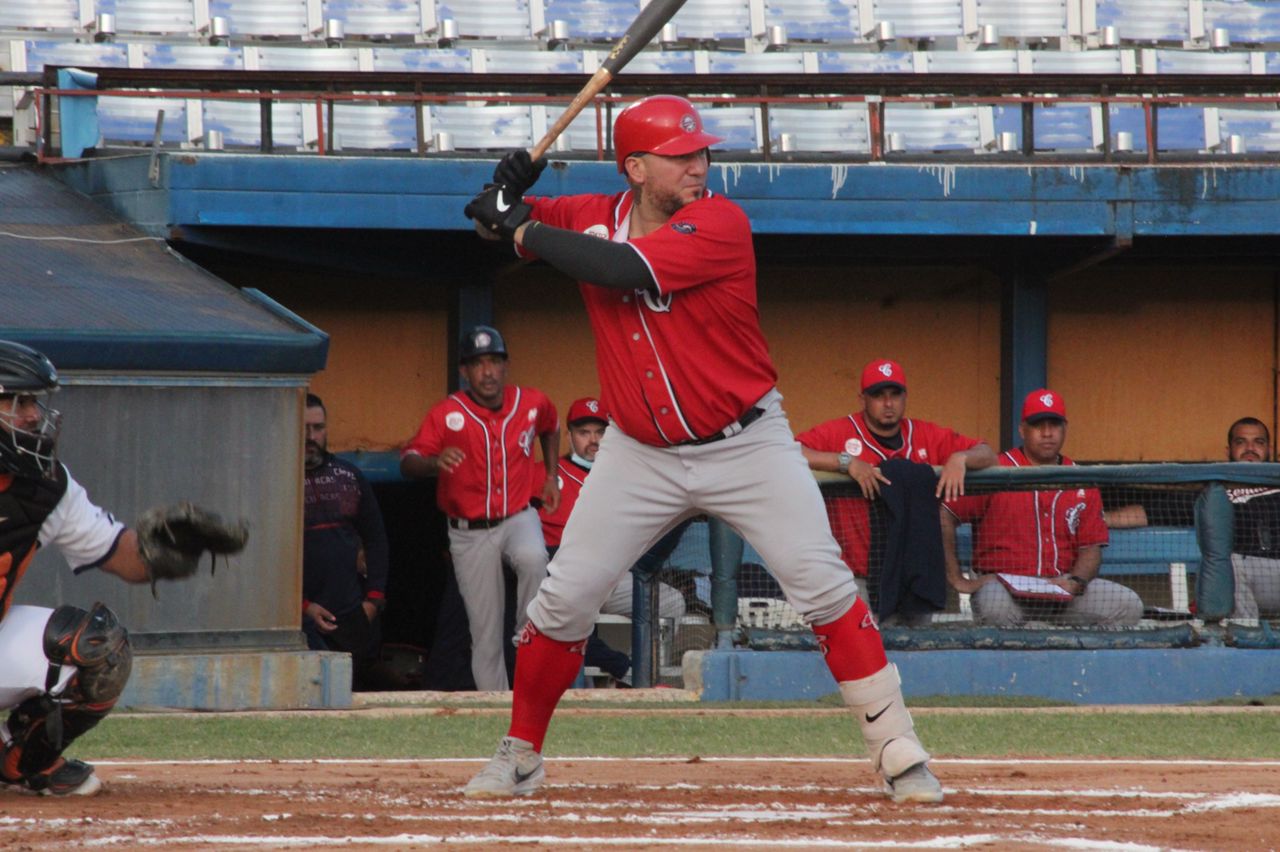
[2,695,113,783]
[838,663,931,778]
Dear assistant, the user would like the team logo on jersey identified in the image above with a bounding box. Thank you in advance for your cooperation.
[584,224,609,239]
[445,412,465,431]
[845,438,863,456]
[680,113,697,133]
[528,408,538,421]
[1077,488,1086,498]
[556,475,564,490]
[1066,502,1085,534]
[518,424,536,456]
[670,221,696,235]
[917,449,928,460]
[1041,392,1055,407]
[860,609,879,631]
[878,363,893,377]
[641,289,673,313]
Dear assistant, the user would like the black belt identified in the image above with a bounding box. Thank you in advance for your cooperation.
[449,516,507,531]
[683,406,765,446]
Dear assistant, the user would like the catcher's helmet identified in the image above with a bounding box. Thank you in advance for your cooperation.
[0,339,62,480]
[613,95,723,173]
[460,325,508,363]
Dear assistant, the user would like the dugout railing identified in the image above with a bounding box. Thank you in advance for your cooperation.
[622,462,1280,687]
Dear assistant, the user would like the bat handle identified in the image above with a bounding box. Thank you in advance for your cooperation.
[529,68,614,161]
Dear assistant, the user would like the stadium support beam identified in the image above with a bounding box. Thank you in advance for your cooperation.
[1001,267,1048,448]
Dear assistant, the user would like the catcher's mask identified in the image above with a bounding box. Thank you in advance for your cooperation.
[0,340,63,480]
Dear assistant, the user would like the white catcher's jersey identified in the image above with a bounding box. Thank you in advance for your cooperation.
[38,470,126,572]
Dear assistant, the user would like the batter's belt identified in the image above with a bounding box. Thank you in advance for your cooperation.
[680,405,765,447]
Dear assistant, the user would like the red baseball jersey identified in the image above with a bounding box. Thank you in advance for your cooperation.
[532,458,589,548]
[402,386,557,521]
[521,190,777,447]
[945,448,1109,576]
[796,413,983,577]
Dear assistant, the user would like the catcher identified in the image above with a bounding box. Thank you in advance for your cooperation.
[0,340,247,797]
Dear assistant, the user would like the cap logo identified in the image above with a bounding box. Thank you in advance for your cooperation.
[680,113,697,133]
[446,412,465,432]
[474,332,492,348]
[878,363,893,377]
[587,400,599,413]
[1040,393,1055,407]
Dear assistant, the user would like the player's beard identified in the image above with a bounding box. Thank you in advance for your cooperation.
[642,183,704,219]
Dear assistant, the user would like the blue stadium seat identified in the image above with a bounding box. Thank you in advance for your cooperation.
[436,0,535,38]
[203,99,307,147]
[764,0,861,42]
[706,51,807,73]
[976,0,1070,40]
[543,103,611,153]
[371,46,472,71]
[208,0,311,39]
[1028,48,1136,73]
[98,96,190,144]
[816,50,913,72]
[430,103,534,149]
[20,41,130,72]
[141,44,245,69]
[667,0,755,41]
[543,0,640,40]
[1095,0,1191,42]
[331,103,417,150]
[1217,107,1280,152]
[0,0,81,31]
[480,47,584,72]
[600,48,696,73]
[1153,48,1254,73]
[870,0,963,39]
[924,49,1019,74]
[95,0,204,37]
[1204,0,1280,45]
[254,46,364,71]
[321,0,427,39]
[769,104,871,153]
[701,105,761,151]
[884,103,992,152]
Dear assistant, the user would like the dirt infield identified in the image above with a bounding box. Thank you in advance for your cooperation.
[3,756,1278,850]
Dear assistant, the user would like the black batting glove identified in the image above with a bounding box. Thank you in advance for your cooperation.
[493,150,547,197]
[464,183,532,241]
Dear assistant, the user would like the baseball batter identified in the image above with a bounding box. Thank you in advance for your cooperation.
[0,340,245,797]
[461,95,943,802]
[941,389,1143,627]
[400,326,560,691]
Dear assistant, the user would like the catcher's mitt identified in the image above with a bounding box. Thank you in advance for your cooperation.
[135,502,249,596]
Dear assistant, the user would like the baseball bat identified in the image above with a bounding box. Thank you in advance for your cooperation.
[529,0,690,160]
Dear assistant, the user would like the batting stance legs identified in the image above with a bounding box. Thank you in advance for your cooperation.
[449,507,549,691]
[465,394,941,802]
[0,604,132,796]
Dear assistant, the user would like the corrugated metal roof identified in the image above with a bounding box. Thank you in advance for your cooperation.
[0,164,327,374]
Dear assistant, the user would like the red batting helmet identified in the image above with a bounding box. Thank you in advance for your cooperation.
[613,95,723,173]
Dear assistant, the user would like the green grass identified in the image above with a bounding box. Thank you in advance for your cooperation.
[78,709,1280,761]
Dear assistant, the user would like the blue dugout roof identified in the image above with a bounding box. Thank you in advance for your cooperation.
[0,164,328,374]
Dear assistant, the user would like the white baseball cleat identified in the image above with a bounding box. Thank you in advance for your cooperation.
[463,736,545,799]
[884,762,944,804]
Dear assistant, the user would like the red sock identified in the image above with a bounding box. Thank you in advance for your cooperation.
[811,598,888,682]
[507,622,587,752]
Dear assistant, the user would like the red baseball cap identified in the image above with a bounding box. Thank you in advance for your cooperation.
[861,359,907,394]
[1022,389,1068,424]
[567,397,608,426]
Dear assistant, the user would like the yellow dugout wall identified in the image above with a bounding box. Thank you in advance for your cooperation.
[253,264,1278,464]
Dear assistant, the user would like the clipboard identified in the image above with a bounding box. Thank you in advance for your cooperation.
[995,572,1075,601]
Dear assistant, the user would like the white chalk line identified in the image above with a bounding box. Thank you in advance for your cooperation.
[87,756,1280,768]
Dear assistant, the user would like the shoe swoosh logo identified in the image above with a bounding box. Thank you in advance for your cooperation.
[865,703,892,723]
[514,767,537,784]
[495,190,511,212]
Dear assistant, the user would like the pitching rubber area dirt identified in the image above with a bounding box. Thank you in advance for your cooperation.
[3,754,1279,850]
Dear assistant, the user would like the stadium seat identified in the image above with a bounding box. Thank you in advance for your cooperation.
[94,0,205,37]
[763,0,860,42]
[98,95,191,144]
[769,104,872,153]
[976,0,1071,41]
[1030,103,1104,151]
[477,46,584,72]
[870,0,964,39]
[1217,106,1280,152]
[541,103,610,154]
[1150,105,1208,151]
[330,103,417,150]
[203,98,307,148]
[253,45,365,71]
[429,103,534,149]
[590,48,697,73]
[816,50,914,72]
[543,0,640,40]
[370,46,472,71]
[884,103,994,152]
[706,50,808,73]
[1094,0,1192,43]
[1027,47,1137,73]
[207,0,312,40]
[701,105,761,151]
[436,0,536,39]
[140,44,245,69]
[17,40,130,73]
[666,0,756,42]
[321,0,428,40]
[923,49,1020,74]
[1203,0,1280,45]
[0,0,82,31]
[1152,48,1254,74]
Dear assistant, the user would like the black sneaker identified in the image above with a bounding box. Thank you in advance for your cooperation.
[22,758,103,797]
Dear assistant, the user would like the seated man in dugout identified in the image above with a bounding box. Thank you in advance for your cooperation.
[1225,416,1280,620]
[940,389,1143,627]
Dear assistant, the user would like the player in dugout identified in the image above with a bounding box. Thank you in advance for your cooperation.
[460,94,943,803]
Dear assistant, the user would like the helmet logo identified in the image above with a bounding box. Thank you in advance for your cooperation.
[474,332,492,349]
[680,114,697,133]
